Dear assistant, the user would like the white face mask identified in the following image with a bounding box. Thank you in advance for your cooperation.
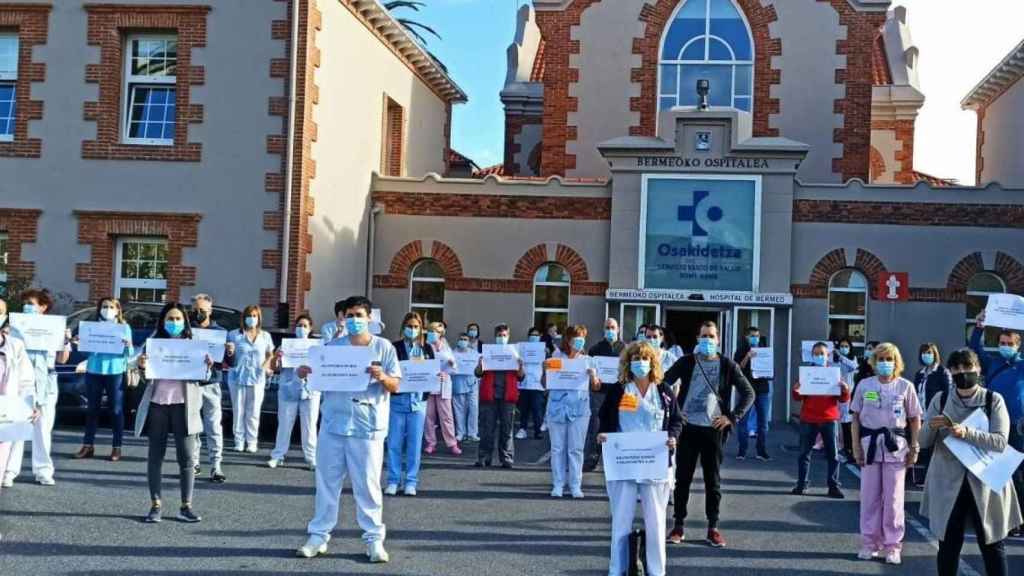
[100,307,118,321]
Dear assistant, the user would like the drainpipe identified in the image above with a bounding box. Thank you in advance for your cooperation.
[366,203,385,298]
[278,0,301,328]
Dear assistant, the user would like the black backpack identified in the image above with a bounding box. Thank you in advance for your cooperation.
[628,528,647,576]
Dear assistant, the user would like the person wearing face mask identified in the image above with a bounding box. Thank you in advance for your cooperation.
[597,341,683,576]
[644,326,677,371]
[664,320,754,547]
[295,296,401,563]
[268,314,321,470]
[466,323,483,353]
[424,322,459,457]
[791,342,850,499]
[385,312,433,496]
[543,325,601,498]
[4,289,70,488]
[734,327,772,461]
[0,320,42,542]
[854,341,879,393]
[833,338,860,461]
[921,348,1022,576]
[912,342,953,485]
[541,323,562,357]
[473,324,525,468]
[849,342,922,565]
[135,302,215,524]
[451,332,480,443]
[516,327,547,441]
[224,305,274,453]
[73,298,133,462]
[187,293,227,482]
[634,324,648,344]
[971,312,1024,528]
[584,318,625,472]
[319,300,349,343]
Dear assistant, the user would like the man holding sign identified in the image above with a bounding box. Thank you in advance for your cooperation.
[474,324,524,469]
[296,296,400,564]
[584,318,625,472]
[187,293,228,483]
[791,342,850,499]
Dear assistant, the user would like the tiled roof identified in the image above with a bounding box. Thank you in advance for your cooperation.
[530,39,545,82]
[962,36,1024,110]
[446,148,477,169]
[473,164,508,177]
[872,33,893,86]
[912,170,957,187]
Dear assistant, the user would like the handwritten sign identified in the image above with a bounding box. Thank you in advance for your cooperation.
[798,366,841,396]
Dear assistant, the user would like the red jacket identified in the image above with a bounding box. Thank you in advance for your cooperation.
[479,371,519,404]
[792,384,851,424]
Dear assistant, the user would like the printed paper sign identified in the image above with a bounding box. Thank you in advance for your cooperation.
[399,359,442,394]
[192,328,227,363]
[750,347,773,379]
[593,356,620,384]
[280,338,321,369]
[798,366,841,396]
[453,351,480,375]
[601,431,670,482]
[945,409,1024,493]
[145,338,209,381]
[482,344,518,372]
[306,346,375,392]
[78,321,129,355]
[0,395,35,442]
[984,293,1024,331]
[9,313,67,352]
[545,357,591,391]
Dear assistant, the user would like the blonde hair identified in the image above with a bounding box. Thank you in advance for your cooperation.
[869,342,904,378]
[427,321,445,334]
[618,341,664,384]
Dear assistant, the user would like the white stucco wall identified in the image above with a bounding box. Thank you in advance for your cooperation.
[980,77,1024,187]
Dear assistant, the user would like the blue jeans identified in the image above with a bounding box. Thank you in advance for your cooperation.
[737,391,770,456]
[83,372,126,448]
[797,421,840,489]
[386,408,426,488]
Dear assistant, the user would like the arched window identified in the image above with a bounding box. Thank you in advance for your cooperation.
[410,259,445,325]
[659,0,754,112]
[966,272,1006,350]
[828,269,867,352]
[533,263,570,332]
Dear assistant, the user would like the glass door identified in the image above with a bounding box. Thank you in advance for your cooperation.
[619,303,660,342]
[733,306,776,421]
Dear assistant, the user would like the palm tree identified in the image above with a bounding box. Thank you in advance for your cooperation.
[384,1,441,45]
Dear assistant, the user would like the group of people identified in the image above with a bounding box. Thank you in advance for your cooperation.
[1,290,1023,576]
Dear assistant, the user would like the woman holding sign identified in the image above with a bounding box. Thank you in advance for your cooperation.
[224,306,274,453]
[849,342,922,565]
[543,325,601,499]
[1,326,41,541]
[385,312,433,496]
[135,302,213,524]
[597,341,683,576]
[423,322,459,456]
[268,314,321,470]
[73,298,134,462]
[921,348,1022,576]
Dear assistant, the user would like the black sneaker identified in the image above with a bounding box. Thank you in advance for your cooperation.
[177,506,202,523]
[211,469,226,484]
[827,486,845,499]
[143,505,162,523]
[501,461,513,469]
[791,485,806,495]
[756,453,771,462]
[193,464,201,477]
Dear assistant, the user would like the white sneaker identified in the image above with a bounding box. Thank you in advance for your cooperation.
[384,484,399,496]
[885,549,901,565]
[245,444,258,454]
[1,478,13,488]
[367,541,389,563]
[36,477,55,486]
[515,429,528,440]
[857,548,878,560]
[539,423,547,433]
[266,459,281,469]
[571,490,585,499]
[296,535,328,558]
[468,436,480,442]
[404,485,417,497]
[455,434,463,442]
[233,444,245,452]
[550,488,563,498]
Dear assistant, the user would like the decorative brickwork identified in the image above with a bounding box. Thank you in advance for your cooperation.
[385,98,404,176]
[0,208,41,283]
[0,4,49,159]
[81,4,210,162]
[943,252,1024,302]
[854,248,888,299]
[793,199,1024,228]
[630,0,781,138]
[995,252,1024,296]
[945,252,985,294]
[372,191,611,220]
[870,119,915,184]
[975,105,986,186]
[430,240,464,279]
[791,248,848,298]
[869,146,885,182]
[73,210,201,302]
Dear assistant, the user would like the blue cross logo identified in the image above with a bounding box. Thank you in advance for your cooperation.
[677,190,724,237]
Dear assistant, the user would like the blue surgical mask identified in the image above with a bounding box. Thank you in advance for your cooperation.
[495,335,509,346]
[468,329,478,339]
[747,335,759,347]
[22,304,38,314]
[648,337,661,348]
[920,353,935,366]
[164,319,185,337]
[876,360,896,377]
[697,338,717,357]
[839,346,851,356]
[635,334,646,342]
[403,326,419,340]
[295,326,310,339]
[528,335,541,343]
[345,317,368,335]
[812,355,827,367]
[604,329,617,342]
[630,360,650,378]
[457,339,469,350]
[571,337,586,352]
[999,345,1018,360]
[426,332,439,344]
[244,316,259,329]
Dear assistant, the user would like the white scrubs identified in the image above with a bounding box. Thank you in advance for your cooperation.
[271,366,321,464]
[227,329,274,450]
[4,341,59,484]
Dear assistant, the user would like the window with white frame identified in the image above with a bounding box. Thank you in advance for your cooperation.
[115,238,168,303]
[410,259,445,325]
[659,0,754,112]
[965,272,1007,350]
[0,34,17,141]
[0,232,9,290]
[828,269,868,352]
[123,35,177,145]
[533,264,570,332]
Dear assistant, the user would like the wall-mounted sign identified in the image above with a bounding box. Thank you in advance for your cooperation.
[640,174,761,292]
[877,272,909,301]
[696,131,712,152]
[605,288,792,306]
[635,156,770,169]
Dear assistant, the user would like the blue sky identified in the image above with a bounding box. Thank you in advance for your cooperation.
[405,0,1024,182]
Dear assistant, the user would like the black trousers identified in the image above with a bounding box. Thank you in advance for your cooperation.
[937,479,1007,576]
[146,402,195,505]
[674,424,723,528]
[583,390,606,467]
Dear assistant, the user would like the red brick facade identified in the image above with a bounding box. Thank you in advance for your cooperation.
[974,105,986,186]
[504,115,543,175]
[793,199,1024,228]
[372,191,611,220]
[73,210,201,303]
[630,0,781,138]
[869,146,885,182]
[385,98,404,176]
[81,4,209,162]
[946,251,1024,297]
[0,208,41,284]
[0,4,49,159]
[870,119,916,184]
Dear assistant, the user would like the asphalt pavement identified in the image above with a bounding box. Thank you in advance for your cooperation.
[0,426,1020,575]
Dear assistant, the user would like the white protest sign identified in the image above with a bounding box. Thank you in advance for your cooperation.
[545,357,591,391]
[306,345,374,392]
[280,338,321,369]
[482,344,518,371]
[10,313,67,352]
[801,340,834,363]
[593,356,620,384]
[750,347,773,379]
[798,366,842,396]
[518,342,546,381]
[601,431,670,482]
[78,321,128,355]
[399,359,441,394]
[453,350,480,375]
[945,408,1024,493]
[192,328,227,363]
[984,293,1024,331]
[0,395,35,442]
[145,338,209,381]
